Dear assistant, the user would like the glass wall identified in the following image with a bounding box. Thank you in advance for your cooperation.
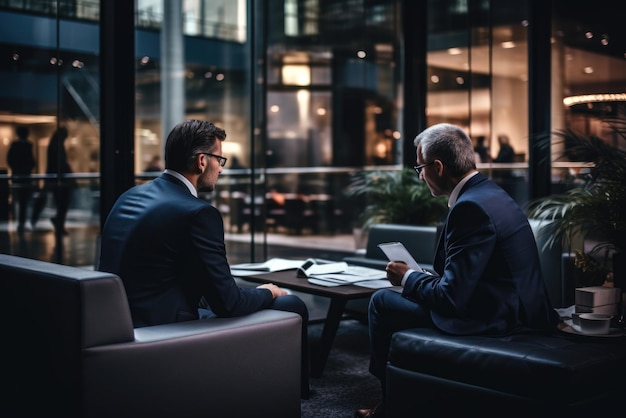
[551,2,626,191]
[0,0,624,267]
[426,0,530,205]
[258,0,403,249]
[135,0,250,176]
[0,0,101,264]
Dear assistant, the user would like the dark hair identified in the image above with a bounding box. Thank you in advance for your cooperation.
[164,120,226,172]
[16,126,29,138]
[51,126,68,142]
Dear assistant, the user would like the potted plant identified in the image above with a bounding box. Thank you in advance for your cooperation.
[525,117,626,288]
[344,167,449,233]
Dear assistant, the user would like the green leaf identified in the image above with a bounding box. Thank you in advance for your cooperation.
[344,167,448,231]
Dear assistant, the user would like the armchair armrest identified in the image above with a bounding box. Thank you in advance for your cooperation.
[83,310,302,418]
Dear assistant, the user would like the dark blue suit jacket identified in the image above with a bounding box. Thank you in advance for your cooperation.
[99,173,273,327]
[403,173,559,335]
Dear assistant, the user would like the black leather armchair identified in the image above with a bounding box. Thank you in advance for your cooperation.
[386,327,626,417]
[383,220,626,417]
[1,254,302,418]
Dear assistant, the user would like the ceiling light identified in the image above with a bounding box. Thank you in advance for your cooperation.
[563,93,626,107]
[601,35,609,46]
[501,41,516,49]
[448,48,462,55]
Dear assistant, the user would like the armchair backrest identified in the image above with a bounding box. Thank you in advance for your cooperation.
[365,224,440,265]
[528,219,569,308]
[0,254,134,417]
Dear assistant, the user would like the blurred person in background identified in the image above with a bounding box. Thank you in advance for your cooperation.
[31,126,76,235]
[7,125,36,233]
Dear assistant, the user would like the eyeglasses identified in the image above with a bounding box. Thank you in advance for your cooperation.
[198,153,228,167]
[413,161,434,176]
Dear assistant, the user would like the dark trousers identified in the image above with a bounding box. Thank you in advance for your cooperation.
[11,183,32,229]
[31,184,73,231]
[31,188,47,226]
[368,289,433,404]
[52,186,73,230]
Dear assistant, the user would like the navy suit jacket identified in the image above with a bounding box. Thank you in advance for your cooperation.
[403,173,559,335]
[99,173,273,327]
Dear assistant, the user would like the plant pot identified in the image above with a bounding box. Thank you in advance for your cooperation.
[353,227,368,250]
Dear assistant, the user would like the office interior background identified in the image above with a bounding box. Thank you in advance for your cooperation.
[0,0,624,267]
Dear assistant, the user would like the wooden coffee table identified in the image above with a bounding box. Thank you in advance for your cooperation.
[239,269,380,377]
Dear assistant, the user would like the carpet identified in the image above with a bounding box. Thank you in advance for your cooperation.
[301,319,381,418]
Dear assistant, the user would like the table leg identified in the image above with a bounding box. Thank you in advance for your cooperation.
[310,297,347,378]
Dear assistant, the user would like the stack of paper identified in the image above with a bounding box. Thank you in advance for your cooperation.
[301,260,389,287]
[230,257,392,289]
[231,258,306,276]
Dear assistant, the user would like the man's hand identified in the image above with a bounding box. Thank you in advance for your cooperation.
[386,261,410,286]
[258,283,288,298]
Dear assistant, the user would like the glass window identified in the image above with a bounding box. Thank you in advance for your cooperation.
[427,0,529,205]
[6,1,624,267]
[0,2,101,264]
[550,2,626,191]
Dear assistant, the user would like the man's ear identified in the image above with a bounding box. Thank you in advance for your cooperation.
[434,159,444,175]
[195,153,205,174]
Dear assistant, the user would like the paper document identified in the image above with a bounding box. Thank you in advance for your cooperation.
[307,274,390,287]
[311,273,382,284]
[231,258,306,272]
[298,258,387,279]
[342,265,387,279]
[298,258,387,287]
[377,242,423,272]
[298,260,350,277]
[307,278,344,287]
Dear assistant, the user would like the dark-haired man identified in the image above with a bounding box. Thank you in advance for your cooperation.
[99,119,310,397]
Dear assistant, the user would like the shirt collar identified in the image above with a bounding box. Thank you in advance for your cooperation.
[164,169,197,197]
[448,171,479,207]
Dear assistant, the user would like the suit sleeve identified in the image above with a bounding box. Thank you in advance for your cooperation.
[189,204,273,317]
[402,200,496,316]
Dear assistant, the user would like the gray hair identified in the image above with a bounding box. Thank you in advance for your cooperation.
[413,123,476,177]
